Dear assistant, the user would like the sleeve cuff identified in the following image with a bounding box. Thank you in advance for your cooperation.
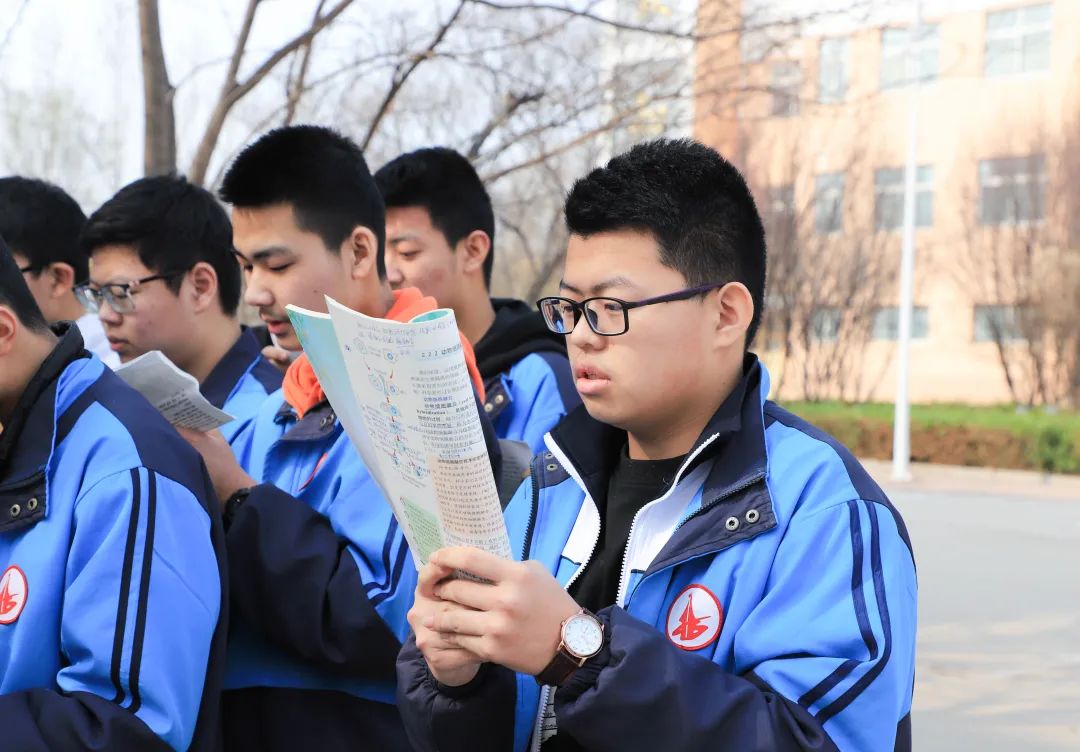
[431,662,496,699]
[556,607,614,703]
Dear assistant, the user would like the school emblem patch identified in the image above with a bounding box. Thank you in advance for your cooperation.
[666,584,722,651]
[0,566,28,625]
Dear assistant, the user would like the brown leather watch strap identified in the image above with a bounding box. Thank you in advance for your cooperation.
[535,648,583,687]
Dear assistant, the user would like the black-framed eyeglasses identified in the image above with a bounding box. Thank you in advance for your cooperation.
[73,271,187,315]
[537,282,726,337]
[17,263,40,275]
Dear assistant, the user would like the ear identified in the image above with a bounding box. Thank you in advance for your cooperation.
[711,282,754,350]
[458,230,491,277]
[46,263,77,298]
[187,262,220,314]
[342,226,379,281]
[0,306,19,358]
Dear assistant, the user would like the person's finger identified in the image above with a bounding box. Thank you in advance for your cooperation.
[429,546,514,583]
[434,576,500,612]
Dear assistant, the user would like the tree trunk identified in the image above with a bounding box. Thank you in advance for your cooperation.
[138,0,176,175]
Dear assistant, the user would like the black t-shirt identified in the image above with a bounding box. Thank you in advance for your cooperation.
[543,447,685,752]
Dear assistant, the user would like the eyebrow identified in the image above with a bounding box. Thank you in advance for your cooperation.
[559,275,639,296]
[234,246,293,263]
[388,234,421,246]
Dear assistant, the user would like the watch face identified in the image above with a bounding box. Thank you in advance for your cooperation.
[562,613,603,658]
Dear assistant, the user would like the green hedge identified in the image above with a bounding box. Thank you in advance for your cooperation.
[784,402,1080,475]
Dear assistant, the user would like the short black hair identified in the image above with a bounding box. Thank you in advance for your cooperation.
[565,138,767,346]
[0,235,50,333]
[0,177,88,282]
[82,175,241,316]
[374,147,495,286]
[220,125,386,278]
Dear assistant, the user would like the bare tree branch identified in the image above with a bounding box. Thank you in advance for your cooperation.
[284,0,327,125]
[358,0,467,152]
[466,90,544,159]
[187,0,355,184]
[138,0,176,175]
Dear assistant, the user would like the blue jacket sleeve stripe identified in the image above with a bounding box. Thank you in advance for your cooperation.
[109,467,141,705]
[125,469,159,715]
[816,501,894,725]
[369,538,410,609]
[363,517,401,599]
[798,499,878,710]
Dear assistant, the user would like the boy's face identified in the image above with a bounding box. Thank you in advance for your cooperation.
[384,206,462,309]
[88,245,195,363]
[561,230,722,440]
[232,203,359,352]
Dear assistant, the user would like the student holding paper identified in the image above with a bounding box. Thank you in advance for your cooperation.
[397,139,918,752]
[376,148,579,454]
[178,125,491,752]
[79,175,281,440]
[0,177,119,367]
[0,239,227,750]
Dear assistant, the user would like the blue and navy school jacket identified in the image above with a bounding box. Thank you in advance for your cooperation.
[398,357,918,752]
[223,385,505,750]
[199,327,282,443]
[0,325,227,751]
[475,298,580,454]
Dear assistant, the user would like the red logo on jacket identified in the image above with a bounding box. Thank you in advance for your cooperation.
[0,566,28,625]
[666,584,723,650]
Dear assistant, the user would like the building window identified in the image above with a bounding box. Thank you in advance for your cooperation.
[978,155,1047,225]
[873,306,929,340]
[881,24,939,90]
[974,305,1026,342]
[810,307,842,341]
[985,3,1052,76]
[814,172,844,234]
[875,165,934,230]
[770,61,802,117]
[819,37,848,103]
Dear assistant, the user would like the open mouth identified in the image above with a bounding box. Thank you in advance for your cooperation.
[574,365,611,395]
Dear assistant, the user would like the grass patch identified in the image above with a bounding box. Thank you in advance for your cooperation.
[780,402,1080,474]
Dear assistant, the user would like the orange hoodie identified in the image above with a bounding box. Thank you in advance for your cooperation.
[283,288,485,419]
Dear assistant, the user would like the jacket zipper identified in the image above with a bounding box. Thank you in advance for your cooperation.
[521,463,540,561]
[530,441,602,752]
[614,433,721,608]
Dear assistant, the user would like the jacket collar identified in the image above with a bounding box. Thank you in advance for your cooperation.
[547,353,768,506]
[0,324,89,531]
[200,327,262,409]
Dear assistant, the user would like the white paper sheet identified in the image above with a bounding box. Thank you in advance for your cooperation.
[114,350,234,432]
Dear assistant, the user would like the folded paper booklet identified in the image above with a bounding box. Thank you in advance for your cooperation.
[286,297,511,566]
[114,350,235,432]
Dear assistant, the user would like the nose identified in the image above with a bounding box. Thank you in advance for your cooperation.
[567,308,605,352]
[385,259,404,288]
[97,299,123,326]
[243,271,274,309]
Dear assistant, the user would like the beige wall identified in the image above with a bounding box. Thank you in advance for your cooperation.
[696,0,1080,404]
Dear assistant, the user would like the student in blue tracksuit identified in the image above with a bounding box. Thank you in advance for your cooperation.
[0,240,226,750]
[177,125,496,752]
[79,175,281,440]
[396,139,918,752]
[376,148,579,453]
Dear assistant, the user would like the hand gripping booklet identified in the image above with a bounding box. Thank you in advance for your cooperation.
[286,296,512,567]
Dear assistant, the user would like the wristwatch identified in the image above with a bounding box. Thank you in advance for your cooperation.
[535,609,604,686]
